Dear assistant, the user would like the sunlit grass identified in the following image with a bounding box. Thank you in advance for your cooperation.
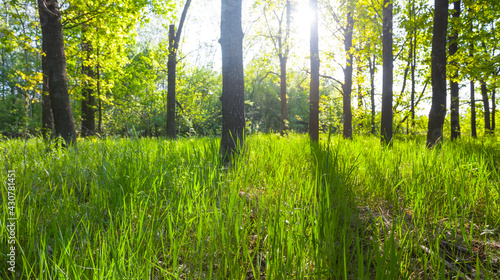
[0,134,498,279]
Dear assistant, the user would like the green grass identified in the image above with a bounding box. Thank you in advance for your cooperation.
[0,134,499,279]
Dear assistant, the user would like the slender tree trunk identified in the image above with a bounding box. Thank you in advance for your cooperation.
[41,36,54,139]
[469,9,476,138]
[449,0,461,140]
[381,0,393,144]
[280,0,291,136]
[357,66,363,110]
[357,63,363,131]
[480,80,491,134]
[280,56,288,135]
[370,54,376,135]
[166,24,177,138]
[427,0,448,148]
[471,80,477,137]
[97,47,102,134]
[81,29,95,137]
[342,11,353,139]
[411,1,417,133]
[309,0,320,142]
[166,0,192,139]
[1,49,5,101]
[220,0,245,161]
[38,0,76,146]
[492,89,496,133]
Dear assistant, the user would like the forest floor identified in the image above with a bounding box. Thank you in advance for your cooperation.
[0,134,499,279]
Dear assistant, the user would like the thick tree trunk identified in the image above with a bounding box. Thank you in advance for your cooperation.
[342,11,353,139]
[309,0,320,142]
[427,0,448,148]
[41,38,54,139]
[166,24,177,138]
[38,0,76,146]
[370,55,376,135]
[220,0,245,160]
[381,0,393,144]
[449,0,461,140]
[480,80,491,134]
[280,56,288,135]
[471,80,477,137]
[81,30,95,137]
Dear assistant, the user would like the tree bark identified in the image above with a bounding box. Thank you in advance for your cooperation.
[492,89,496,133]
[280,56,288,135]
[427,0,448,148]
[471,80,477,137]
[469,9,476,138]
[449,0,461,140]
[279,0,291,136]
[41,37,54,139]
[38,0,76,146]
[410,0,417,133]
[309,0,320,142]
[342,11,353,139]
[480,80,491,134]
[97,47,102,134]
[220,0,245,161]
[81,29,95,137]
[369,54,376,135]
[166,24,177,138]
[381,0,393,144]
[166,0,192,139]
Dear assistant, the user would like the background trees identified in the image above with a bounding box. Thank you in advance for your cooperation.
[0,0,498,142]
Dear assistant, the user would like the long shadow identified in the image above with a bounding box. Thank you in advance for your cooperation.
[307,138,401,279]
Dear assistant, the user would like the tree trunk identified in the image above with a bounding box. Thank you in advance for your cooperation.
[381,0,393,144]
[357,63,363,131]
[166,24,177,138]
[81,30,95,137]
[220,0,245,161]
[427,0,448,148]
[309,0,320,142]
[280,0,291,136]
[492,89,496,133]
[370,54,376,135]
[280,56,288,135]
[97,47,102,134]
[410,1,417,133]
[449,0,461,140]
[342,11,353,139]
[471,80,477,137]
[480,80,491,134]
[469,9,476,138]
[38,0,76,146]
[166,0,192,139]
[41,37,54,139]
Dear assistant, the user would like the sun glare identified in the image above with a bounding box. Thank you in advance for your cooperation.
[294,1,315,40]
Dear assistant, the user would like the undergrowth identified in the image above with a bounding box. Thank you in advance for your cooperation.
[0,134,498,279]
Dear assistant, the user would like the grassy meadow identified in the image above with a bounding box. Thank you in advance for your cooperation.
[0,134,499,279]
